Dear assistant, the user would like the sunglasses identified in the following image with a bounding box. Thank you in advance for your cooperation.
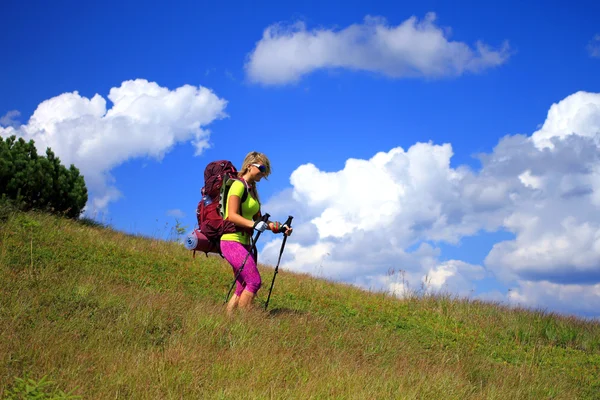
[251,163,267,173]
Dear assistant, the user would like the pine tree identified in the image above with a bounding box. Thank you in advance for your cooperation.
[0,135,88,218]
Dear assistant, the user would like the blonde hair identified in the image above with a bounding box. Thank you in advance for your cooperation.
[238,151,272,180]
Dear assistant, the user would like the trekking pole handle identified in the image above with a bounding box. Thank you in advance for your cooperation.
[281,215,293,234]
[252,213,270,231]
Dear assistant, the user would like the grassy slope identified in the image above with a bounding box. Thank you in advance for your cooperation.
[1,211,599,399]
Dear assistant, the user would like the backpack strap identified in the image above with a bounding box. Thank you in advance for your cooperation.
[233,178,254,237]
[238,177,249,204]
[220,176,249,220]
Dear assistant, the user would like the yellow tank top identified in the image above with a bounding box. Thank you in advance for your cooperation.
[221,179,260,245]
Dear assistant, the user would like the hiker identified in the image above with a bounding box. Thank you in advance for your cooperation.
[221,151,292,313]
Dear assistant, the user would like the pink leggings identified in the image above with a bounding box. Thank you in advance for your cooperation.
[220,240,261,295]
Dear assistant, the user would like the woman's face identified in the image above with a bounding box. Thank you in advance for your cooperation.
[249,163,266,182]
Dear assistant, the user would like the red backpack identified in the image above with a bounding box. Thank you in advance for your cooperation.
[186,160,249,255]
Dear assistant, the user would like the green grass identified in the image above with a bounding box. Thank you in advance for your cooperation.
[1,211,599,399]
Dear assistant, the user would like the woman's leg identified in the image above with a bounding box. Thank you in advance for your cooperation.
[238,289,256,309]
[226,293,240,315]
[221,240,262,311]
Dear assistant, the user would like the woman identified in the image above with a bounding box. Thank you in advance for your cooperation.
[221,151,292,313]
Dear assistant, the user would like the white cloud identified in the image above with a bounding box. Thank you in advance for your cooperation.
[167,209,185,218]
[483,92,600,288]
[425,260,485,295]
[487,217,600,283]
[289,143,473,244]
[531,91,600,149]
[246,13,510,85]
[508,280,600,317]
[0,79,227,211]
[518,170,543,189]
[587,34,600,58]
[0,110,21,127]
[261,90,600,317]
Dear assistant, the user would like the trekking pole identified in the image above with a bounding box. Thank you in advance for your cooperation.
[265,215,293,310]
[224,213,270,304]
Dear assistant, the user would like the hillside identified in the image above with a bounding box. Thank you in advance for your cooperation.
[1,211,599,399]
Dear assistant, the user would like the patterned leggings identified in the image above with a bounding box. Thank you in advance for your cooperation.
[220,240,261,295]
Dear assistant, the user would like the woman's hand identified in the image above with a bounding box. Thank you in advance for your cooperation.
[254,221,268,232]
[269,221,293,236]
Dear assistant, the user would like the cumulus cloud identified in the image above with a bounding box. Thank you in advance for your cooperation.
[426,260,485,295]
[588,34,600,58]
[508,281,600,318]
[261,91,600,317]
[246,13,511,85]
[0,79,227,211]
[530,91,600,149]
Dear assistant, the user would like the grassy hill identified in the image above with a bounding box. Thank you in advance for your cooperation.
[1,211,599,399]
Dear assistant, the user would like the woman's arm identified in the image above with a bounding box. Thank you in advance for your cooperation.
[225,194,255,230]
[267,220,293,236]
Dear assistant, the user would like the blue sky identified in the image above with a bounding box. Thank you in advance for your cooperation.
[2,0,600,318]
